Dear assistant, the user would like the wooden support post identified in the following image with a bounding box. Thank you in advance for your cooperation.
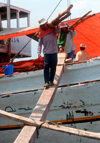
[7,38,11,61]
[0,109,100,141]
[14,53,66,143]
[16,10,20,29]
[27,13,30,27]
[7,0,11,29]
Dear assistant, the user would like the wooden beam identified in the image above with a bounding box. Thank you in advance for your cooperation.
[50,4,73,26]
[1,114,100,130]
[28,5,73,41]
[69,10,92,30]
[0,109,100,141]
[14,53,66,143]
[7,39,11,60]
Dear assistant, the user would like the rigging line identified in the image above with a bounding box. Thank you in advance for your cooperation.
[47,0,63,21]
[10,39,31,62]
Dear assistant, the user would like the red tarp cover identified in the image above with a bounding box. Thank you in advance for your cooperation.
[0,58,44,74]
[0,26,39,40]
[67,13,100,58]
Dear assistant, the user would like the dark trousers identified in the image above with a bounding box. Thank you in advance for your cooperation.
[67,50,75,59]
[44,53,57,83]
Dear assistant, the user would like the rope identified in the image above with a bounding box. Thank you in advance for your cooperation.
[47,0,63,21]
[36,122,45,138]
[36,120,59,138]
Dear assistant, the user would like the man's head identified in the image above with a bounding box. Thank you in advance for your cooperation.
[59,22,67,28]
[38,18,48,30]
[59,22,69,31]
[80,43,86,50]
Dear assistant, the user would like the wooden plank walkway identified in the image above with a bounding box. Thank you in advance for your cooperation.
[14,53,66,143]
[1,109,100,141]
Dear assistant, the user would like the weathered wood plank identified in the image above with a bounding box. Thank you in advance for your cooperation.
[0,109,100,141]
[14,53,66,143]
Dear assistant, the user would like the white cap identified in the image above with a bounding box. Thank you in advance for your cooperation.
[80,43,86,48]
[38,18,47,26]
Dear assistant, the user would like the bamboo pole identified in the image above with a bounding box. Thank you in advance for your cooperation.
[50,4,73,26]
[51,115,100,124]
[29,5,73,40]
[69,10,92,30]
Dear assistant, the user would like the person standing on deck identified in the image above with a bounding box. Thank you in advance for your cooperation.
[58,22,76,59]
[37,18,59,89]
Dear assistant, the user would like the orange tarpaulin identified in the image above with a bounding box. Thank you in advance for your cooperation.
[0,25,39,40]
[67,13,100,58]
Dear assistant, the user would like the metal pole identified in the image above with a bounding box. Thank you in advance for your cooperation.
[7,0,11,28]
[67,0,71,20]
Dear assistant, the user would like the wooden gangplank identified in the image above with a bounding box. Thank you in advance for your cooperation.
[14,53,66,143]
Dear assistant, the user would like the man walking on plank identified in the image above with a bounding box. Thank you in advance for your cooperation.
[37,18,59,89]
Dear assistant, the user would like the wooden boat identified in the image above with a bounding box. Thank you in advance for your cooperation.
[0,2,31,63]
[1,57,100,143]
